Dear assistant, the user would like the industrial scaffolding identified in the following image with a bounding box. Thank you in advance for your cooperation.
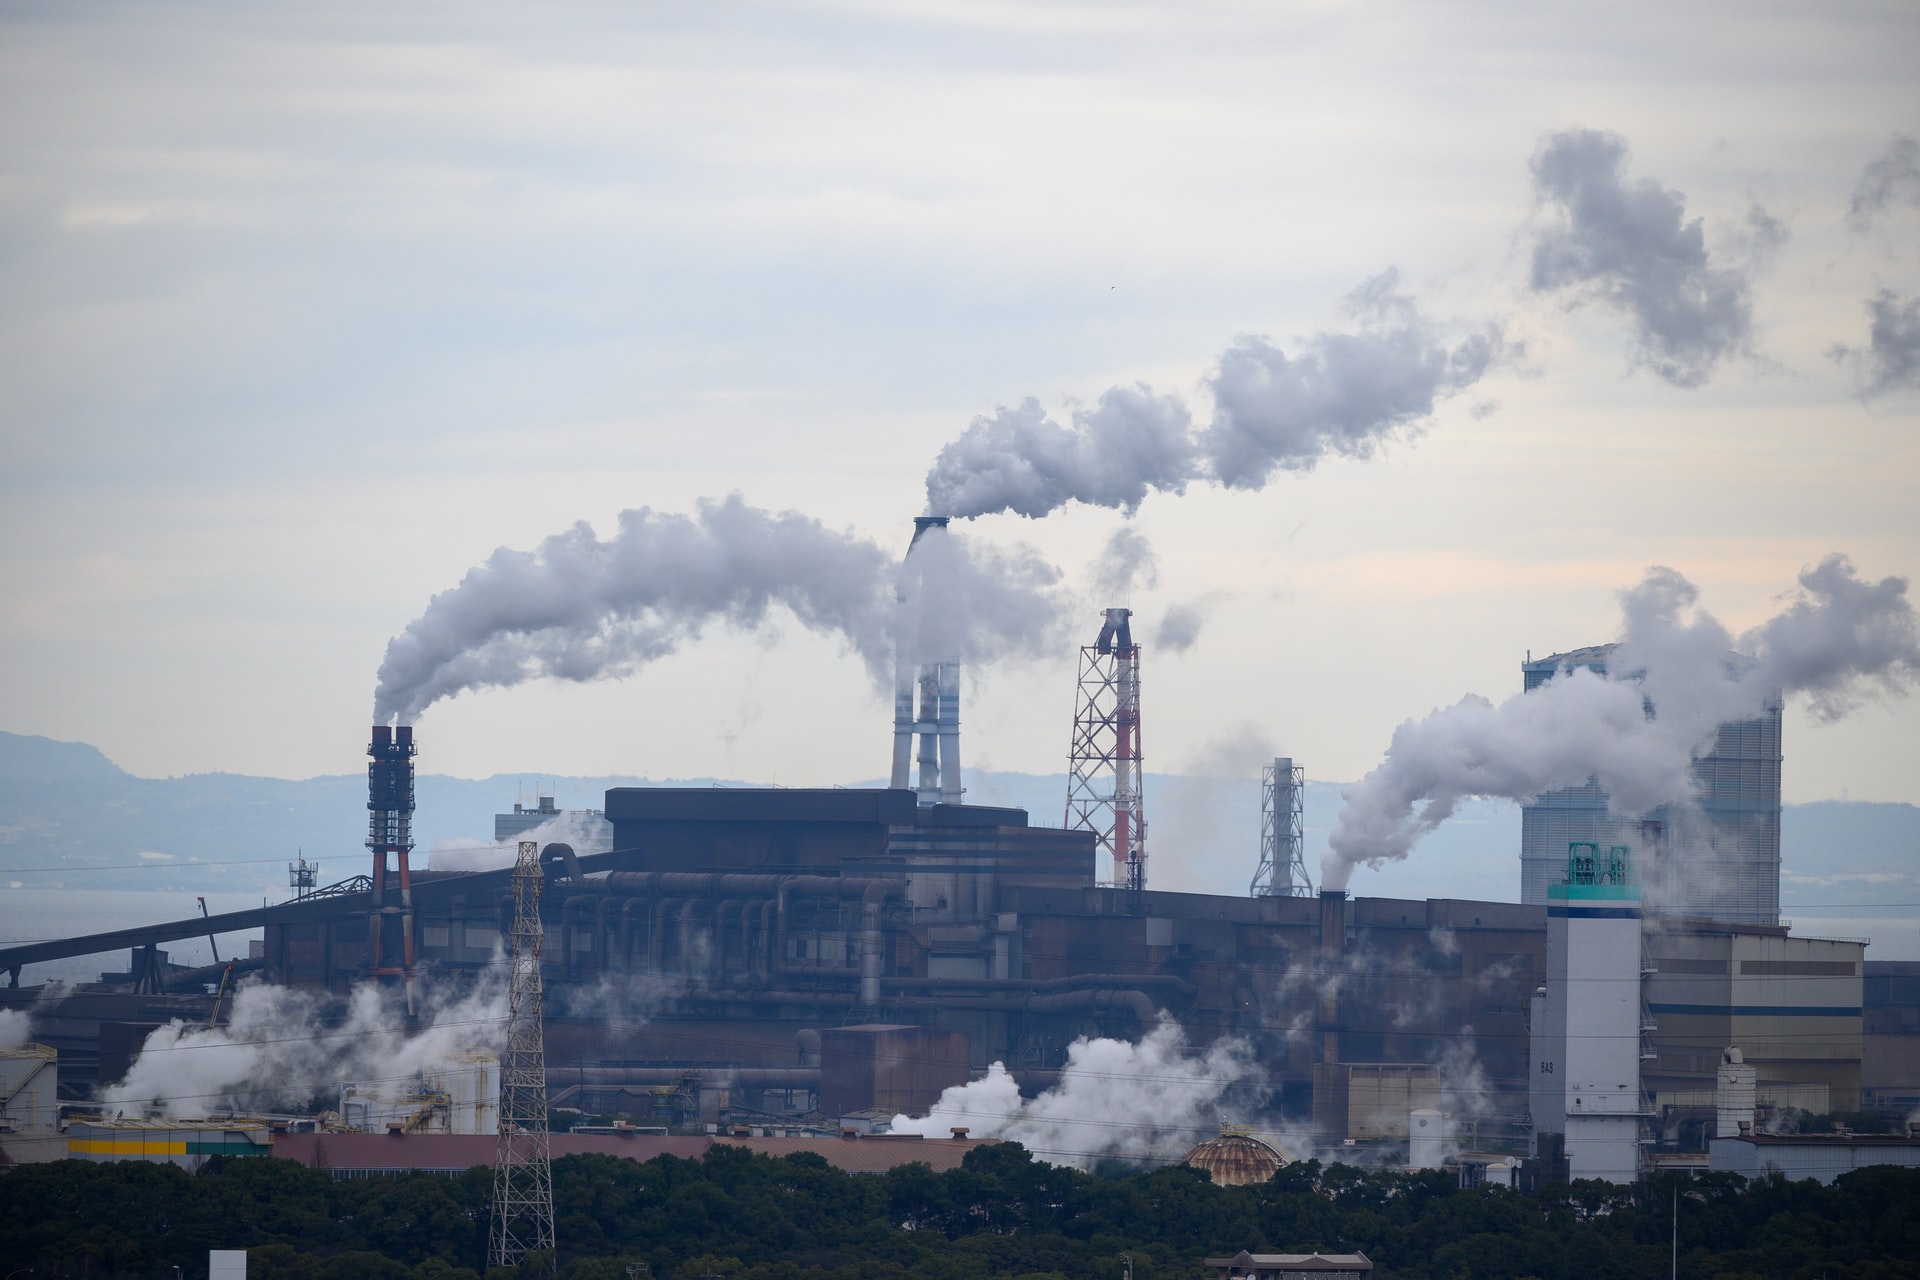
[1065,607,1147,902]
[490,839,555,1269]
[1251,757,1313,897]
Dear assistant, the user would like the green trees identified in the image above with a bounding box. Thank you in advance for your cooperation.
[1,1147,1917,1279]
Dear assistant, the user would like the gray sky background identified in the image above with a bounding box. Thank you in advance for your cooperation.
[2,1,1917,830]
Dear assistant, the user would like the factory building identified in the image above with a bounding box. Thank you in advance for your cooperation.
[495,795,614,854]
[1708,1127,1920,1184]
[1519,645,1782,926]
[67,1120,274,1171]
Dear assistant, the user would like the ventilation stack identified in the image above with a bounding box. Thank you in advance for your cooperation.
[889,516,962,806]
[366,724,417,1010]
[1251,757,1312,897]
[1065,607,1147,902]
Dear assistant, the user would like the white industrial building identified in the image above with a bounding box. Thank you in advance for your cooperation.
[1531,843,1648,1184]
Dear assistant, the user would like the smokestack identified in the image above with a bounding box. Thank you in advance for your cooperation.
[937,661,962,805]
[897,517,963,808]
[367,724,418,1011]
[1318,889,1346,1066]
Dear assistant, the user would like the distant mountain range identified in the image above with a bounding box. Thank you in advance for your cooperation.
[2,730,1915,956]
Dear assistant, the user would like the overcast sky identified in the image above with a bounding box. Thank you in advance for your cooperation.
[2,1,1916,837]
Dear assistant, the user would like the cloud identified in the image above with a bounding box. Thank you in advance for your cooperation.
[1831,289,1920,400]
[1528,128,1763,387]
[1847,134,1920,232]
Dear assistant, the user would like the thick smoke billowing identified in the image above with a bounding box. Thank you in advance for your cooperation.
[1205,271,1502,491]
[0,1008,32,1051]
[890,1018,1259,1169]
[1848,134,1920,232]
[1832,289,1920,400]
[102,969,506,1116]
[1324,554,1920,889]
[1089,526,1159,601]
[924,272,1500,520]
[926,388,1197,521]
[374,495,1066,724]
[1528,129,1765,388]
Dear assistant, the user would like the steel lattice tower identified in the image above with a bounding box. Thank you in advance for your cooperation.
[1250,757,1313,897]
[1065,608,1146,905]
[490,840,555,1269]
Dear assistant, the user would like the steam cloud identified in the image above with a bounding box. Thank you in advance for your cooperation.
[1324,554,1920,888]
[890,1017,1259,1169]
[1832,289,1920,399]
[374,495,1066,724]
[102,970,507,1117]
[924,271,1500,520]
[1848,135,1920,231]
[1089,526,1159,601]
[1156,600,1208,654]
[0,1008,32,1051]
[1528,129,1766,388]
[429,808,611,873]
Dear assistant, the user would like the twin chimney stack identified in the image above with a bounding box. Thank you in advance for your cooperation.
[367,723,418,1010]
[890,516,962,807]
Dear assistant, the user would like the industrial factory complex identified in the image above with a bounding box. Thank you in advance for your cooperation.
[3,564,1918,1190]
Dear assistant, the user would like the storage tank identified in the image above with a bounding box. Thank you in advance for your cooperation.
[1409,1108,1445,1170]
[0,1044,59,1131]
[1715,1046,1757,1138]
[437,1052,500,1136]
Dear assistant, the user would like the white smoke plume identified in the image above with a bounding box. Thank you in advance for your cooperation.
[0,1008,32,1051]
[891,519,1068,671]
[1528,128,1768,388]
[1324,554,1920,889]
[429,808,612,873]
[1155,599,1210,655]
[890,1017,1260,1170]
[1089,526,1159,602]
[923,272,1500,520]
[374,494,1067,724]
[1205,271,1502,491]
[101,965,507,1117]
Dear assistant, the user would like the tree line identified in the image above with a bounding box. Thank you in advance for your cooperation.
[1,1144,1915,1280]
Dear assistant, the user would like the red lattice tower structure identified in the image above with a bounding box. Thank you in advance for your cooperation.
[1065,607,1146,904]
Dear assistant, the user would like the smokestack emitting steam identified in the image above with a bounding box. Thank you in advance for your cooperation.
[1324,554,1920,889]
[892,517,965,804]
[924,270,1501,520]
[373,495,1065,727]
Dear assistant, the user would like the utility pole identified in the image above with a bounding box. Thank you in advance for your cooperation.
[490,840,555,1268]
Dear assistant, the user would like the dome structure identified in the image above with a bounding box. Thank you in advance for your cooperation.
[1182,1131,1285,1186]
